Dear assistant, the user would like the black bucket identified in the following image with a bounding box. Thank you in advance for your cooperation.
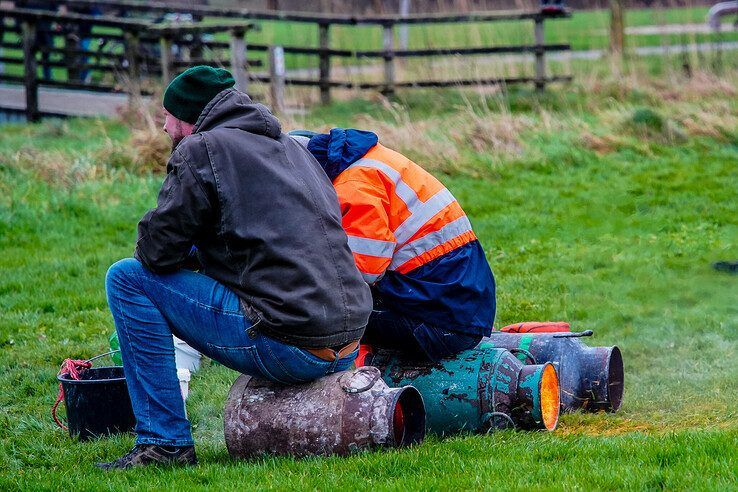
[57,366,136,441]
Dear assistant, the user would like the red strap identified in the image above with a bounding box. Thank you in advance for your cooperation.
[52,358,92,430]
[499,321,571,333]
[355,344,373,367]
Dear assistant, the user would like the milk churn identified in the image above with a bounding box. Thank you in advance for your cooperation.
[483,331,624,412]
[369,347,560,434]
[223,366,425,458]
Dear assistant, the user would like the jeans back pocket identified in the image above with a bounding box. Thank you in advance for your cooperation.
[204,343,290,385]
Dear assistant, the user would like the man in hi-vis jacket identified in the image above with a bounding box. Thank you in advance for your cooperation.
[291,128,495,363]
[100,68,371,469]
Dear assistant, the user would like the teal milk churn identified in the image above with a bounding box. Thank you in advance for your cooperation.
[368,345,561,435]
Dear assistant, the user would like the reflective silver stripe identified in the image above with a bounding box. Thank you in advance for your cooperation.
[347,235,395,258]
[361,271,383,284]
[349,158,417,206]
[348,157,459,246]
[390,215,473,270]
[394,188,457,245]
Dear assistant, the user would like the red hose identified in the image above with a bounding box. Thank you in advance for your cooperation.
[52,358,92,430]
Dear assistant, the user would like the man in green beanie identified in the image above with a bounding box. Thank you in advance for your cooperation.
[99,66,372,469]
[161,65,234,149]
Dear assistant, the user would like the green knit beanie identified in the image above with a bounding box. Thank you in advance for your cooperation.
[163,66,235,124]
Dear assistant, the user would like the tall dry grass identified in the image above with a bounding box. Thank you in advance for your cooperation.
[8,148,112,188]
[7,62,735,187]
[314,65,737,174]
[108,97,171,173]
[5,97,170,188]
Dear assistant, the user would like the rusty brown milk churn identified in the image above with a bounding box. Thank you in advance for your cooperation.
[223,366,425,458]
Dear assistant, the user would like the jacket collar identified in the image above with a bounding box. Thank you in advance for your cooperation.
[307,128,378,181]
[193,88,281,139]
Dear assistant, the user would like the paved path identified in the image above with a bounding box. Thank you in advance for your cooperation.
[560,40,738,61]
[626,23,735,35]
[0,84,137,118]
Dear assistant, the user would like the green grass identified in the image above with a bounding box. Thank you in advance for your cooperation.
[0,74,737,489]
[1,430,736,490]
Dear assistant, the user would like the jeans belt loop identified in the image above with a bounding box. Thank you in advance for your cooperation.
[328,351,339,372]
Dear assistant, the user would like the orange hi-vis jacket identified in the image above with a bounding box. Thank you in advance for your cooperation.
[294,127,496,335]
[334,144,477,284]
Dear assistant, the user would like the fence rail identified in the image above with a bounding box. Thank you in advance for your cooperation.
[0,2,573,121]
[15,0,570,25]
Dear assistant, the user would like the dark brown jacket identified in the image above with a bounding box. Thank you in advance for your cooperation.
[135,89,371,348]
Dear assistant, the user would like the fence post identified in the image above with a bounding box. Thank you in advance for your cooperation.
[382,22,395,96]
[534,16,545,91]
[711,27,723,73]
[609,0,625,65]
[190,28,203,63]
[318,22,331,105]
[269,45,286,114]
[160,34,173,85]
[64,25,81,83]
[21,20,39,123]
[124,30,141,102]
[230,28,248,93]
[399,0,410,50]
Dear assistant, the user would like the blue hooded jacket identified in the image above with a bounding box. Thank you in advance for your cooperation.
[303,128,496,336]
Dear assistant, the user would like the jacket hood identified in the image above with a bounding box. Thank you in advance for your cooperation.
[307,128,378,181]
[193,88,281,139]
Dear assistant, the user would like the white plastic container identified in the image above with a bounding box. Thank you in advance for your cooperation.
[173,336,202,372]
[177,368,191,401]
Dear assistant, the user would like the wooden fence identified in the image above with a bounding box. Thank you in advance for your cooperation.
[0,0,572,121]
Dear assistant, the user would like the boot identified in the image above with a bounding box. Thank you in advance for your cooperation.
[96,444,197,470]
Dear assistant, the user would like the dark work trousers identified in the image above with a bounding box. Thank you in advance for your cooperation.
[362,307,481,362]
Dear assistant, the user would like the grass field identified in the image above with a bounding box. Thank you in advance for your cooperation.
[0,68,737,489]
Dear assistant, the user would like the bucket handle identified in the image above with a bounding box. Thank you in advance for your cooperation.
[85,349,120,365]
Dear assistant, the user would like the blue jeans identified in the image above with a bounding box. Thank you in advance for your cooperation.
[105,258,357,446]
[363,308,481,362]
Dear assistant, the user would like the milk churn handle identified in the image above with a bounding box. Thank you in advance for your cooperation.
[340,366,380,393]
[509,348,536,365]
[553,330,593,338]
[482,412,516,431]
